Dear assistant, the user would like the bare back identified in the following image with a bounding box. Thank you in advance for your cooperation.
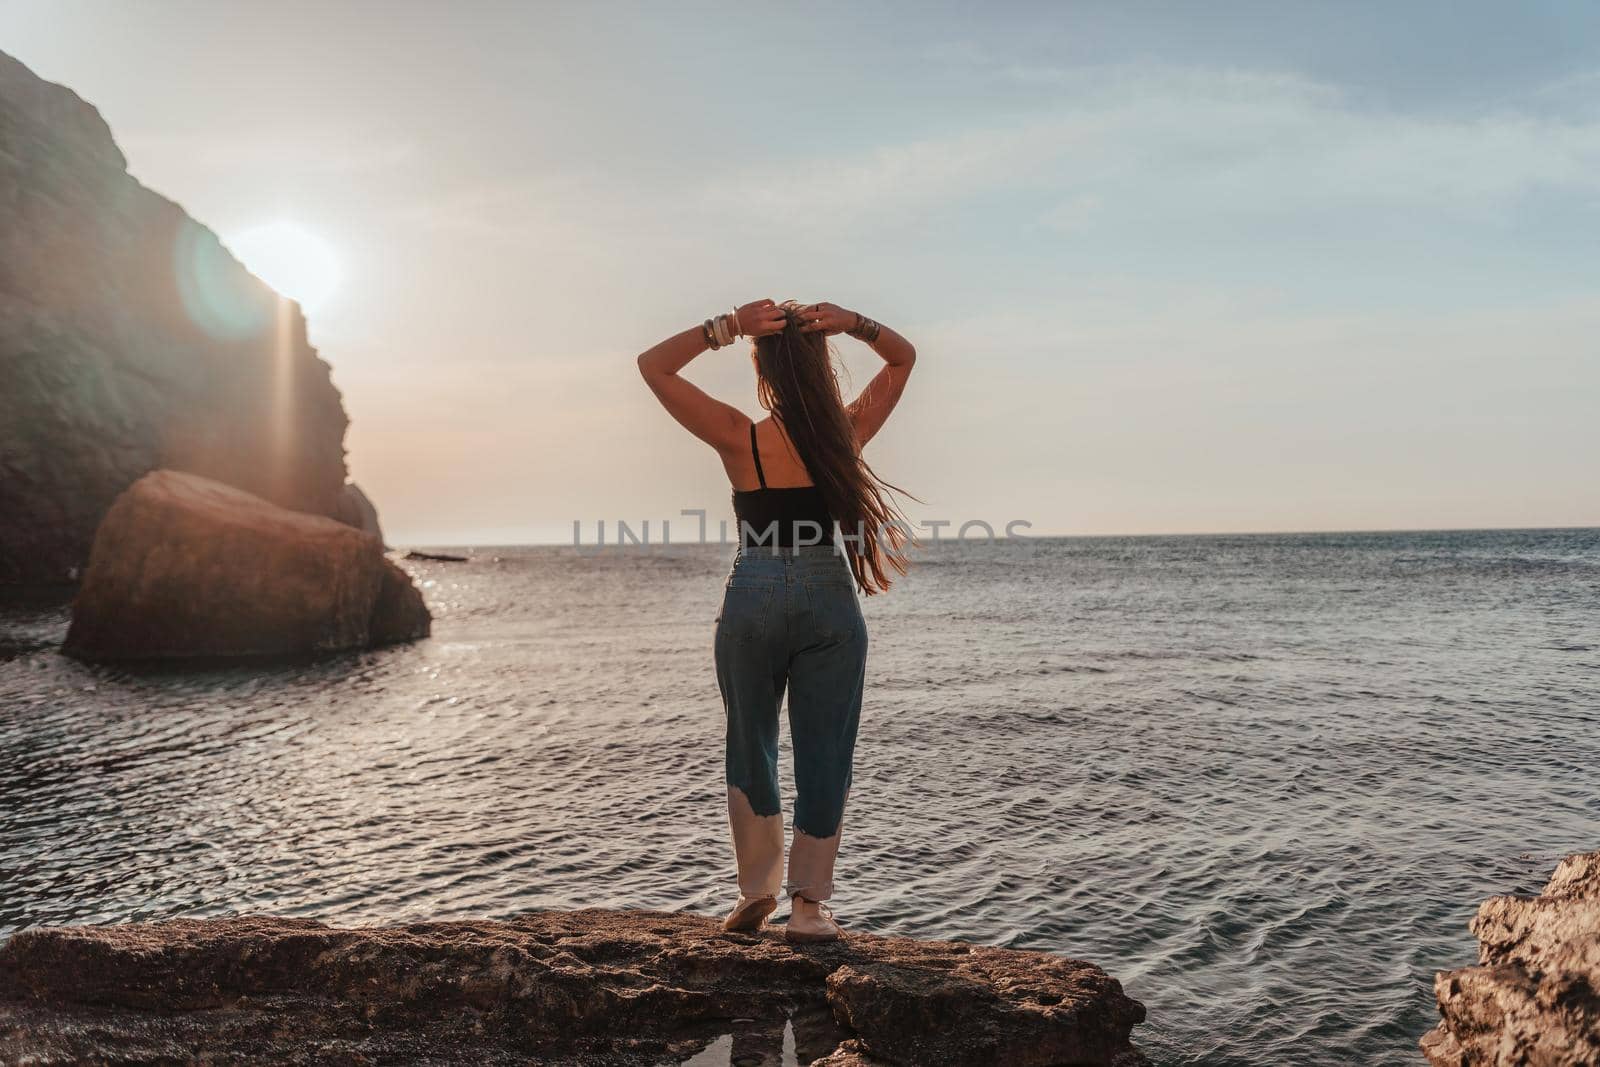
[722,416,817,492]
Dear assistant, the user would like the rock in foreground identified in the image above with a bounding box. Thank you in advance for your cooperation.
[1421,849,1600,1066]
[0,910,1148,1066]
[63,469,429,661]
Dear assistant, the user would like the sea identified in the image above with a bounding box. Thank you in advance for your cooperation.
[2,528,1596,1066]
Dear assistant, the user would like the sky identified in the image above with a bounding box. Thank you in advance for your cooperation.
[3,1,1597,544]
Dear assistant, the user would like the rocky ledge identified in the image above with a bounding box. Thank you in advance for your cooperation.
[1421,849,1600,1066]
[0,910,1147,1066]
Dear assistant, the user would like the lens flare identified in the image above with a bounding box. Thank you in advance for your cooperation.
[225,220,343,313]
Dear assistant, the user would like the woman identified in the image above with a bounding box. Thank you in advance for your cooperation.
[637,298,916,943]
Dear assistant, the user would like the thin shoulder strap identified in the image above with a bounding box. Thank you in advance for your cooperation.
[749,422,767,489]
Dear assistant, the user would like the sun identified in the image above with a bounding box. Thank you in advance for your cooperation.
[226,220,343,313]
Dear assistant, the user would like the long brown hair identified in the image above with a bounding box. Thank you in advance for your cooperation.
[752,301,914,594]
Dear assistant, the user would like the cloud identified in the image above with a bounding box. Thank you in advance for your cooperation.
[1514,67,1600,116]
[701,66,1600,233]
[119,129,419,176]
[1039,194,1104,235]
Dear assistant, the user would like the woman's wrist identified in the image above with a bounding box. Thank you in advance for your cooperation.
[846,311,882,344]
[701,309,741,350]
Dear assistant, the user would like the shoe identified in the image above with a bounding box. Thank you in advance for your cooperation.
[721,895,778,933]
[784,900,844,944]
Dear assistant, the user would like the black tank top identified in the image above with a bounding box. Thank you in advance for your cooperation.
[732,423,834,548]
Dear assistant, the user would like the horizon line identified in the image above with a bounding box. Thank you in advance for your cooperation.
[391,522,1600,550]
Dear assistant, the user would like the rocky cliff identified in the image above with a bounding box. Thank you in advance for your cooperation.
[0,910,1149,1066]
[1421,849,1600,1065]
[0,48,361,585]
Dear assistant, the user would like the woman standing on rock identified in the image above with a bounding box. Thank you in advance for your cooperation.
[637,299,916,943]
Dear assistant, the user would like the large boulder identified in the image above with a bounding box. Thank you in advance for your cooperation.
[1421,850,1600,1066]
[62,469,429,661]
[0,910,1148,1066]
[333,482,386,546]
[0,48,364,585]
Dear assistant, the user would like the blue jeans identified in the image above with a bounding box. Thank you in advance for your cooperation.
[715,544,867,903]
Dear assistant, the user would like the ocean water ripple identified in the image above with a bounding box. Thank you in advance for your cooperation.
[2,530,1598,1065]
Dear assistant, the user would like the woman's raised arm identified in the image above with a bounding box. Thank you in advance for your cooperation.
[799,303,916,447]
[637,299,787,451]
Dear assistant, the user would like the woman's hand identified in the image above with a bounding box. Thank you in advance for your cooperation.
[798,302,857,336]
[736,299,787,339]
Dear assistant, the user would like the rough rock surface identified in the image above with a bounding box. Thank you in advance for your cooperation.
[62,469,429,661]
[334,482,387,546]
[1421,850,1600,1066]
[0,48,366,585]
[0,910,1148,1066]
[368,556,432,647]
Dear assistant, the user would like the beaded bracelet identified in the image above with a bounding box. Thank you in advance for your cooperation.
[703,318,721,349]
